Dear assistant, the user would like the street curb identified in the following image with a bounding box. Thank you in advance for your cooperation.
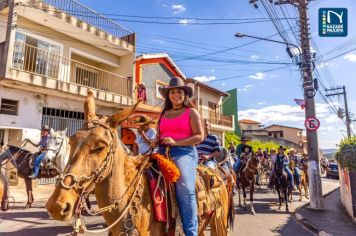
[293,187,340,236]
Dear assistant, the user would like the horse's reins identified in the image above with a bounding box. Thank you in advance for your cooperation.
[0,143,28,168]
[56,120,151,235]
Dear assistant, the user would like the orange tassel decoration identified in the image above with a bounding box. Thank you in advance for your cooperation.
[150,153,181,183]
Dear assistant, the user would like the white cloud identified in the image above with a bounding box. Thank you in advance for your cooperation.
[238,103,345,148]
[178,19,195,25]
[257,101,266,105]
[221,83,226,87]
[151,39,165,45]
[250,55,259,61]
[162,4,168,7]
[316,62,336,68]
[249,72,266,80]
[193,76,216,82]
[172,4,186,14]
[344,54,356,62]
[269,74,278,79]
[210,68,215,72]
[237,84,254,92]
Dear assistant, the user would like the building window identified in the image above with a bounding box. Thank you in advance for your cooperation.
[247,125,252,130]
[13,32,61,78]
[0,99,19,115]
[155,80,168,100]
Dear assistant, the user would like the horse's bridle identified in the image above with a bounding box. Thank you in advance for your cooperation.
[57,120,115,193]
[46,136,64,153]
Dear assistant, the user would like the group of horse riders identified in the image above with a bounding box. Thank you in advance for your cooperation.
[230,136,309,191]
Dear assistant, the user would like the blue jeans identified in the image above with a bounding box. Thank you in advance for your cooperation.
[233,158,242,173]
[32,153,45,177]
[159,146,198,236]
[294,167,301,186]
[284,167,294,189]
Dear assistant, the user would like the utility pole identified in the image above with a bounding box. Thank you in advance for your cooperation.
[249,0,324,209]
[325,86,352,138]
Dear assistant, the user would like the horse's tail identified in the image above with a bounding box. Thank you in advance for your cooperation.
[227,190,235,231]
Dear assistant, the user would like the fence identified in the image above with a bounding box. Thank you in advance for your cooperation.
[32,0,135,45]
[12,41,132,97]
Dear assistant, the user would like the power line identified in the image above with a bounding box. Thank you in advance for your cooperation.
[21,4,295,25]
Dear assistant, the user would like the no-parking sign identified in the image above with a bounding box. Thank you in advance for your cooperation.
[305,117,320,131]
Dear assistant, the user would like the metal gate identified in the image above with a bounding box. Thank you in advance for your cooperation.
[41,107,84,136]
[39,107,84,184]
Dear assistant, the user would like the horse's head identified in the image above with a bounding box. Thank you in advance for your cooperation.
[251,155,259,168]
[45,128,68,169]
[45,91,140,221]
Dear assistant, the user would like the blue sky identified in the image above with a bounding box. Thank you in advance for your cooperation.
[79,0,356,149]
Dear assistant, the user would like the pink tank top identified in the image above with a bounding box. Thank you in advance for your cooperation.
[159,108,193,140]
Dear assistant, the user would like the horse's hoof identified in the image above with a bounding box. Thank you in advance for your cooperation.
[24,203,31,209]
[251,210,256,215]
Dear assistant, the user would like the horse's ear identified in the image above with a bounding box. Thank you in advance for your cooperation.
[108,99,142,128]
[84,90,97,122]
[62,128,67,135]
[50,128,55,136]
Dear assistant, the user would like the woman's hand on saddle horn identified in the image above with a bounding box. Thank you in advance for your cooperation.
[161,137,177,146]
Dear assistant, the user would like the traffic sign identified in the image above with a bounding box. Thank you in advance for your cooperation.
[305,117,320,131]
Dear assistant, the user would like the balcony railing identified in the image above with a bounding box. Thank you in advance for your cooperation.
[200,108,233,128]
[12,41,132,97]
[32,0,135,45]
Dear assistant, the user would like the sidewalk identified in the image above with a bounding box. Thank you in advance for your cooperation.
[296,188,356,236]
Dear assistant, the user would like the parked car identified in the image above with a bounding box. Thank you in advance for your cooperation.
[326,163,339,179]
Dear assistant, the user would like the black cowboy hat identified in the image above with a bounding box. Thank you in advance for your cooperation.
[41,125,50,131]
[239,136,248,141]
[278,145,286,151]
[133,115,155,125]
[158,77,193,98]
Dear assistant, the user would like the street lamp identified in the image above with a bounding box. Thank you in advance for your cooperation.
[234,32,302,61]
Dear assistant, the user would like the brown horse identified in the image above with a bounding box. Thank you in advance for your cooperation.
[289,160,309,201]
[237,154,259,215]
[0,171,9,211]
[258,158,271,185]
[46,91,229,236]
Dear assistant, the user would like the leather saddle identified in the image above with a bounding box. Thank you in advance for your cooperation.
[28,153,59,176]
[145,162,225,226]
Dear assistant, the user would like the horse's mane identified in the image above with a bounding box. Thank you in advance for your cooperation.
[6,145,31,154]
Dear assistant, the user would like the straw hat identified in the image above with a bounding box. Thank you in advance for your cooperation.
[133,115,155,125]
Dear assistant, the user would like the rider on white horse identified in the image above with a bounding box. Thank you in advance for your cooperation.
[26,125,50,179]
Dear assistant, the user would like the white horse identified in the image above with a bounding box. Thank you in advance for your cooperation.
[44,128,70,172]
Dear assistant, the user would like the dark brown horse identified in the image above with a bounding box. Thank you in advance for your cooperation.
[0,144,64,208]
[272,164,291,212]
[237,154,259,215]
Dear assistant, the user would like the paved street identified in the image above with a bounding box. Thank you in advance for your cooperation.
[0,177,340,235]
[234,176,339,236]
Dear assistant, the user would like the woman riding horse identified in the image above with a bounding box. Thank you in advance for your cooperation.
[46,89,230,236]
[157,77,204,235]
